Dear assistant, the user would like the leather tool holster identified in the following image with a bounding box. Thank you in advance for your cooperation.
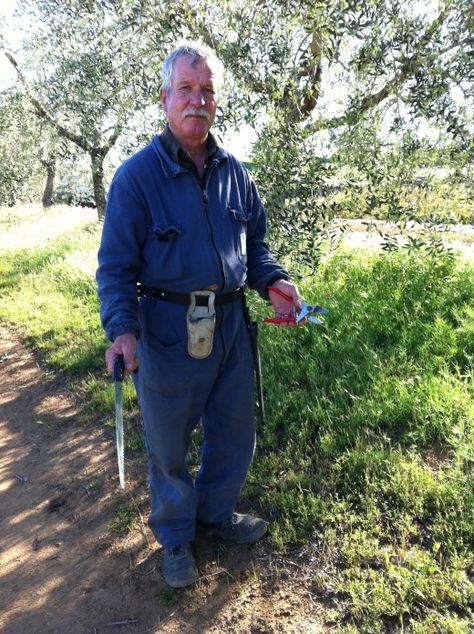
[187,291,216,359]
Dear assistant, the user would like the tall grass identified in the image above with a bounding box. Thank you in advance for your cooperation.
[249,250,473,631]
[1,204,472,632]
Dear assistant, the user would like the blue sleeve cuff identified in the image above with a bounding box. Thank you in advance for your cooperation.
[109,322,140,342]
[259,272,291,300]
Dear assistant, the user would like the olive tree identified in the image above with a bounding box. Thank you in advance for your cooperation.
[196,0,472,261]
[1,0,189,218]
[0,89,44,206]
[2,0,471,238]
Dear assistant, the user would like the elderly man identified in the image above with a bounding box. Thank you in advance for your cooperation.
[97,41,300,588]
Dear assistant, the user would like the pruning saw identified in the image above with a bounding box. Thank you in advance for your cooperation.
[113,355,125,489]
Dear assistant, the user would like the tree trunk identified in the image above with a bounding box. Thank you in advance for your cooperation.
[41,157,56,208]
[90,150,106,220]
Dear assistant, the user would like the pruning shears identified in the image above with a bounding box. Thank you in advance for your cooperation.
[264,286,328,326]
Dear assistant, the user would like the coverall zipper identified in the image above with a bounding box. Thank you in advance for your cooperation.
[202,189,226,290]
[201,161,227,361]
[192,159,226,291]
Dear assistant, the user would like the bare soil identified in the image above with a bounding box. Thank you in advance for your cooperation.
[0,327,325,634]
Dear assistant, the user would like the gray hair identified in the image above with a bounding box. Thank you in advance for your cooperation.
[161,41,224,97]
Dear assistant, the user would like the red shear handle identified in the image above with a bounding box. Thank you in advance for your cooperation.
[267,285,293,302]
[265,286,298,326]
[263,316,297,325]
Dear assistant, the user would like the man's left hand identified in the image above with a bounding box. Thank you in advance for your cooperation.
[268,279,302,327]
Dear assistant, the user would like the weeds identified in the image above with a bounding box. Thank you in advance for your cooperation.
[159,586,177,606]
[110,502,140,536]
[247,249,474,630]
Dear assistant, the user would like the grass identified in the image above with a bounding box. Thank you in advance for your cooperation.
[1,204,473,632]
[110,494,148,537]
[248,249,474,631]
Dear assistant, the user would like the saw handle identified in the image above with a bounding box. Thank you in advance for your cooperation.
[113,355,125,382]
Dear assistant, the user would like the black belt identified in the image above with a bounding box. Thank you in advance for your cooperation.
[137,283,243,306]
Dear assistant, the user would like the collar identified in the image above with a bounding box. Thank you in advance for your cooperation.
[160,125,218,167]
[150,135,228,181]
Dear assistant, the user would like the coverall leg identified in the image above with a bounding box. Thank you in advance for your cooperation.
[136,299,255,548]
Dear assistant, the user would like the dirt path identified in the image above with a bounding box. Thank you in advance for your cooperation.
[0,327,323,634]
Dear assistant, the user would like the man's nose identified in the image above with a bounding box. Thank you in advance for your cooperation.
[190,89,206,106]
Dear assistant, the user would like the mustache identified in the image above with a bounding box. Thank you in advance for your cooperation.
[184,108,210,120]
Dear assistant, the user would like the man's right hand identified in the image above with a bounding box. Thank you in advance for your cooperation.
[105,333,138,378]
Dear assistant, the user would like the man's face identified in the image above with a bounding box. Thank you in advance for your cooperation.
[161,56,218,146]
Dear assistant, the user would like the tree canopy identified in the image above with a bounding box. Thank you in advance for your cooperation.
[1,0,471,235]
[2,0,182,216]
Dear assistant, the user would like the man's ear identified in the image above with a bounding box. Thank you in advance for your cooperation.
[160,88,168,112]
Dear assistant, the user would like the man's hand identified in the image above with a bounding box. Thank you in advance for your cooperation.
[105,333,138,377]
[268,279,302,327]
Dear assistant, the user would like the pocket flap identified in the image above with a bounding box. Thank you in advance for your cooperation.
[228,205,248,222]
[153,224,182,242]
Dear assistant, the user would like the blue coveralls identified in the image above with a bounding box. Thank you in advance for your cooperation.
[96,134,288,548]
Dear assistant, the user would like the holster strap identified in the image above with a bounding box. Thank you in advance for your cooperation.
[137,283,243,306]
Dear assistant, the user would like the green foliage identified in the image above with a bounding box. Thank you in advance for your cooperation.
[224,0,472,261]
[18,0,155,138]
[0,87,89,209]
[247,249,474,629]
[6,0,193,213]
[1,207,473,630]
[1,250,104,374]
[0,91,44,205]
[252,119,337,269]
[0,210,106,379]
[110,499,143,536]
[253,113,472,269]
[333,119,473,224]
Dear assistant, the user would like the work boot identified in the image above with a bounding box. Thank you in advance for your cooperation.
[197,513,268,545]
[161,543,198,588]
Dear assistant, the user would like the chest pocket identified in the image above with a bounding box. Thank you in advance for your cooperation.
[151,224,184,282]
[228,205,248,262]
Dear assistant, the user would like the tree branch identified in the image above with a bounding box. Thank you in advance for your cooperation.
[305,6,452,134]
[102,118,124,155]
[298,29,324,117]
[2,49,92,151]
